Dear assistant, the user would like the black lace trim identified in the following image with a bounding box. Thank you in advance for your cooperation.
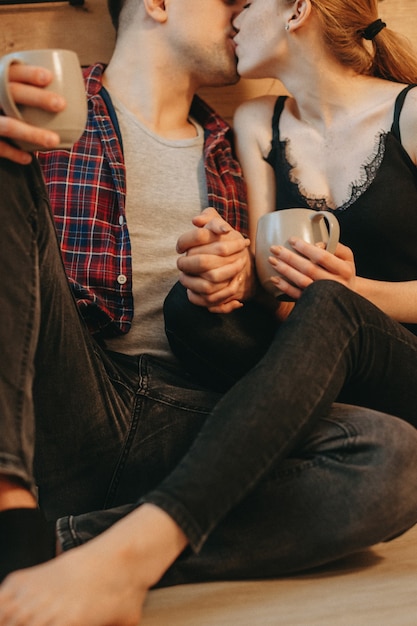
[279,131,388,212]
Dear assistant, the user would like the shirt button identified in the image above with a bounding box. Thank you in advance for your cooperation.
[119,215,124,226]
[117,274,127,285]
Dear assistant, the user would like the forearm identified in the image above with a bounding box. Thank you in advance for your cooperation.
[356,276,417,324]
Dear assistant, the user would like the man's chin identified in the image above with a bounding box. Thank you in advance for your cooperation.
[213,70,241,88]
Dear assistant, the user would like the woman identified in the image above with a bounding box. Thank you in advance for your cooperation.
[161,0,417,597]
[233,0,417,325]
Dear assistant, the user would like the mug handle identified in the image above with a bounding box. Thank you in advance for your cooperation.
[0,57,25,120]
[311,211,340,254]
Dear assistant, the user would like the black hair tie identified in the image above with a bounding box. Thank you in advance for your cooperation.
[362,18,387,40]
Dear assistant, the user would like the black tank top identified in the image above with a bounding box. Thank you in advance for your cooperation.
[265,85,417,334]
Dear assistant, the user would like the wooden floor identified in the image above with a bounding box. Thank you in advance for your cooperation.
[141,523,417,625]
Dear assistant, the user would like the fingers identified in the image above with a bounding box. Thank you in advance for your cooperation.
[178,235,249,260]
[0,137,33,164]
[269,239,353,284]
[176,225,215,254]
[0,117,61,161]
[8,63,53,87]
[10,81,66,113]
[269,274,303,300]
[186,282,244,310]
[176,210,252,310]
[0,65,66,160]
[207,300,244,313]
[177,217,245,256]
[288,237,354,268]
[191,207,232,234]
[181,253,249,308]
[177,236,249,273]
[179,253,246,292]
[268,248,317,291]
[264,237,356,300]
[7,64,66,112]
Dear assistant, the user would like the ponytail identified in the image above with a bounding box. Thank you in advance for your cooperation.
[371,28,417,83]
[310,0,417,83]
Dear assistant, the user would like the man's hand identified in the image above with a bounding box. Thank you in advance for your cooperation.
[0,64,65,163]
[176,207,256,313]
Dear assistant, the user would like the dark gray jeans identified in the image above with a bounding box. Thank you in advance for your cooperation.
[1,158,417,587]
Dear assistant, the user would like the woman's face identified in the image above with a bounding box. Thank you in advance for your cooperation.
[233,0,287,79]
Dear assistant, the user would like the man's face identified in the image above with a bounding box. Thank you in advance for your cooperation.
[166,0,247,88]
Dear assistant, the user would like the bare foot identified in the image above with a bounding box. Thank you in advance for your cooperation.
[0,504,187,626]
[0,542,145,626]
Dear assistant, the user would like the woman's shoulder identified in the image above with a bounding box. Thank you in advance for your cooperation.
[397,85,417,164]
[234,95,285,126]
[397,84,417,120]
[233,96,280,156]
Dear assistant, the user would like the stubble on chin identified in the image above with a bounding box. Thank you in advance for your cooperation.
[190,43,240,88]
[201,59,240,88]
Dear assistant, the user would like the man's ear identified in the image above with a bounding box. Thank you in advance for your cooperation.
[143,0,168,23]
[286,0,312,32]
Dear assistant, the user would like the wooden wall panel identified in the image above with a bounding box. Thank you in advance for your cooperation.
[0,1,115,65]
[1,0,416,124]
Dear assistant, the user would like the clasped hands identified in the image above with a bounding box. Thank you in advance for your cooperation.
[176,207,255,313]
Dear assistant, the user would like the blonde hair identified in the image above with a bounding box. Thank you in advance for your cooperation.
[306,0,417,83]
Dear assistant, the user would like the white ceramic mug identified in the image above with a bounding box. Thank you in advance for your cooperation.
[0,49,87,151]
[255,208,340,298]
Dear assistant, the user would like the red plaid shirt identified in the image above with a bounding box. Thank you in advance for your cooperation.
[38,64,248,337]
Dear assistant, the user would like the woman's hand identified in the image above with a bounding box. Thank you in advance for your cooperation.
[0,63,65,163]
[267,238,357,299]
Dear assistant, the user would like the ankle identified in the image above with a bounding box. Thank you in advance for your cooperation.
[0,476,37,510]
[0,508,56,582]
[109,504,188,589]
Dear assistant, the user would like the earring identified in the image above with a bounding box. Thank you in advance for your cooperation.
[285,23,290,31]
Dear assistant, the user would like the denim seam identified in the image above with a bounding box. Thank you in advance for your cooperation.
[136,387,216,414]
[14,220,38,486]
[103,395,141,509]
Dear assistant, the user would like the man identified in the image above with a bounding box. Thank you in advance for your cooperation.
[0,1,417,624]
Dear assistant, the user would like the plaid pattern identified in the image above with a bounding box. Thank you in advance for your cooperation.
[38,64,248,336]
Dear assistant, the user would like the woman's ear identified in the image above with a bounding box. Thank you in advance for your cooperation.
[143,0,168,23]
[285,0,312,32]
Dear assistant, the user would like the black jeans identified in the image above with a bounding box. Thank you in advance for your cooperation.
[59,272,417,583]
[2,158,417,587]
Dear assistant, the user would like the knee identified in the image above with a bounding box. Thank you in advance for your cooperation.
[363,413,417,538]
[299,280,372,323]
[302,280,351,304]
